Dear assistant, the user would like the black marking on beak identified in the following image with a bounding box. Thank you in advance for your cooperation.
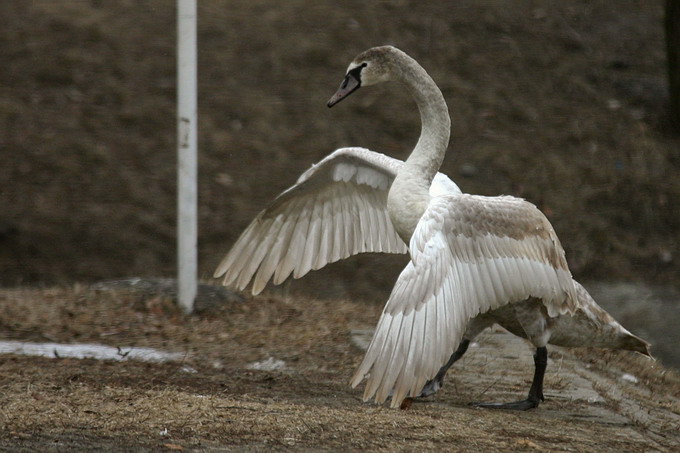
[327,63,366,108]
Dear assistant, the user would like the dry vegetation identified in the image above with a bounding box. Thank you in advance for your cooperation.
[1,0,680,451]
[0,0,678,301]
[0,284,678,451]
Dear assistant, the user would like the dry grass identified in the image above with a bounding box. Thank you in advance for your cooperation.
[0,0,677,299]
[0,284,678,451]
[1,2,679,450]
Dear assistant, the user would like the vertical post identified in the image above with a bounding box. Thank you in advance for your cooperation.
[667,0,680,132]
[177,0,197,313]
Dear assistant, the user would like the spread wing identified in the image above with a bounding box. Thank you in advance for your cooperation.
[351,194,578,408]
[214,147,461,295]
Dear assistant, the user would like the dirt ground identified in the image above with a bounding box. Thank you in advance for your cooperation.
[1,1,680,451]
[0,283,678,452]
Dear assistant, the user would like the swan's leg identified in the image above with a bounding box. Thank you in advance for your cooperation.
[417,316,493,398]
[471,346,547,411]
[418,339,470,397]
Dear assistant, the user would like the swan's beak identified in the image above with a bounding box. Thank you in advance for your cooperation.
[327,73,361,107]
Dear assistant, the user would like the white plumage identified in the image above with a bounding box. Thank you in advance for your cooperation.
[214,147,460,295]
[351,194,578,406]
[215,46,650,410]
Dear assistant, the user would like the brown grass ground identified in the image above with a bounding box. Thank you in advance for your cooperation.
[1,1,680,451]
[0,284,678,451]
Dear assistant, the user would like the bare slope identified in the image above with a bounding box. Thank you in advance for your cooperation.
[0,1,678,299]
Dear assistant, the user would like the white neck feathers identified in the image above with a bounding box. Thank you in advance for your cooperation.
[386,50,451,240]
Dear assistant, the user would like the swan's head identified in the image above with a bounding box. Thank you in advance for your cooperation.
[327,46,404,107]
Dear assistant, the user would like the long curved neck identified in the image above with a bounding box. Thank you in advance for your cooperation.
[387,52,451,241]
[402,60,451,186]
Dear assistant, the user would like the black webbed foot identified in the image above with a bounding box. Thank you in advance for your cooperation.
[470,346,547,411]
[469,394,543,411]
[418,377,444,398]
[416,339,471,398]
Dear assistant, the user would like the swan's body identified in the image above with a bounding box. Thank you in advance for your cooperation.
[215,46,650,409]
[418,280,650,399]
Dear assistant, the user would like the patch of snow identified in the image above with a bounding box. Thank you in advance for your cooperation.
[246,357,286,371]
[607,99,621,110]
[350,329,374,351]
[621,373,639,384]
[0,340,184,363]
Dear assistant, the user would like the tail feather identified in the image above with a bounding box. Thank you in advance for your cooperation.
[620,332,653,358]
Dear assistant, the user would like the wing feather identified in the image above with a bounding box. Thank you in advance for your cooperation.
[270,209,299,285]
[314,196,334,271]
[252,215,289,294]
[353,193,578,408]
[215,148,460,294]
[273,198,309,285]
[329,186,344,263]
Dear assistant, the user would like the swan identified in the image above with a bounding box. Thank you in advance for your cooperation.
[214,46,650,410]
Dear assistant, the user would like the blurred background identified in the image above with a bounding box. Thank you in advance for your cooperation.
[0,0,678,351]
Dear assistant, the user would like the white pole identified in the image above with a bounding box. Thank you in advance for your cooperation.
[177,0,197,314]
